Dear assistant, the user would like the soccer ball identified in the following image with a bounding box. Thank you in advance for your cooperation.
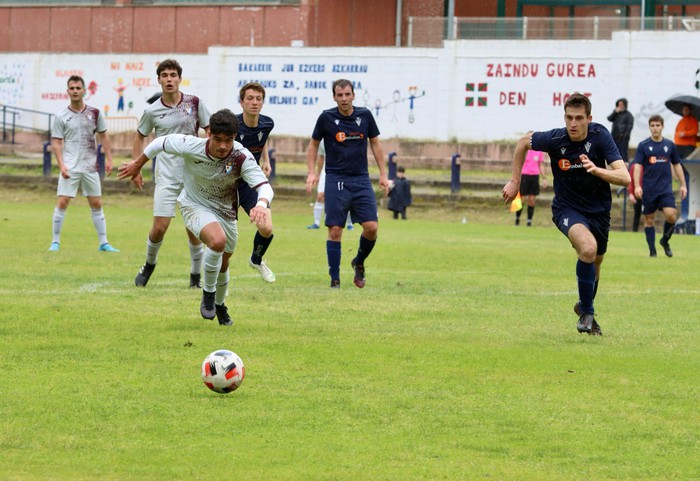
[201,349,245,394]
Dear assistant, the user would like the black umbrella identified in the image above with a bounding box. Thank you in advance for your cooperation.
[665,95,700,119]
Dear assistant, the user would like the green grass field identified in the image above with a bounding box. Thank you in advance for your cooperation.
[0,188,698,481]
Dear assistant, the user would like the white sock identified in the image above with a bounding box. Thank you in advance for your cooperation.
[215,270,229,305]
[91,208,109,245]
[346,212,352,227]
[52,207,66,243]
[146,238,162,265]
[696,218,700,235]
[190,241,204,275]
[313,202,324,225]
[202,248,223,292]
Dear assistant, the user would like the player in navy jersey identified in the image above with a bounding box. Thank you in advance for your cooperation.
[131,59,211,288]
[235,82,276,283]
[632,114,687,257]
[305,79,389,288]
[49,75,119,253]
[502,93,630,336]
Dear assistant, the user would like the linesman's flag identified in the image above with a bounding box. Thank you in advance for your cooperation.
[509,193,522,212]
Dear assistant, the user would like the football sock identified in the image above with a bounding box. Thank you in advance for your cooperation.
[251,232,273,265]
[527,205,535,220]
[355,235,376,265]
[593,278,599,300]
[313,202,324,225]
[202,248,223,293]
[327,240,341,281]
[215,269,229,305]
[645,226,655,251]
[662,221,674,241]
[91,208,109,245]
[146,237,163,265]
[576,259,596,315]
[189,241,204,275]
[696,218,700,235]
[52,207,66,243]
[515,207,523,220]
[346,212,353,227]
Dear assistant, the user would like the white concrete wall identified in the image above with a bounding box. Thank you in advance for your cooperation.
[1,31,698,145]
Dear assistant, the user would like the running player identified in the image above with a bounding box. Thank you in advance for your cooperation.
[131,59,211,288]
[633,114,687,257]
[305,79,389,288]
[118,109,273,326]
[235,82,276,283]
[502,93,630,336]
[48,75,119,253]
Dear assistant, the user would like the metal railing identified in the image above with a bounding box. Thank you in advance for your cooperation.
[1,105,53,144]
[406,16,700,46]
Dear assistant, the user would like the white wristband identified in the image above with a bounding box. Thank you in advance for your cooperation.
[256,200,268,209]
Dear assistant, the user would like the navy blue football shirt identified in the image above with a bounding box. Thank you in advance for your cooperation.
[531,122,622,214]
[236,113,274,164]
[311,106,380,176]
[632,137,681,197]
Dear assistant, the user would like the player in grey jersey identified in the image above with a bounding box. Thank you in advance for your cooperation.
[119,109,273,327]
[48,75,119,253]
[131,59,211,288]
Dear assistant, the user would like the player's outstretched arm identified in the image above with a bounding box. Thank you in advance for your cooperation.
[583,157,630,187]
[370,136,389,193]
[502,133,530,203]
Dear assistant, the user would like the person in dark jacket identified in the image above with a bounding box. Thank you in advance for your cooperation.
[607,98,634,163]
[388,166,412,220]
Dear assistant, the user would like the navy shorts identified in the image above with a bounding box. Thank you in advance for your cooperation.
[552,207,610,256]
[641,191,676,216]
[325,172,377,227]
[237,182,258,216]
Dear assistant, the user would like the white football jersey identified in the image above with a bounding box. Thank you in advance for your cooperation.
[52,104,106,174]
[137,93,211,184]
[144,134,272,222]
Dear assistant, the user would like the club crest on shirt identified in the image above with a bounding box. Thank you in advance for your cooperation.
[663,145,668,153]
[355,117,362,126]
[334,119,340,125]
[584,142,591,153]
[258,132,264,142]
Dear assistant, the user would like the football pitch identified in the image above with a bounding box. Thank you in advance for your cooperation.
[0,189,698,481]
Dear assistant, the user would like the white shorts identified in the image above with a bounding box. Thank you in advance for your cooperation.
[57,171,102,197]
[317,168,326,194]
[180,204,238,254]
[154,182,184,217]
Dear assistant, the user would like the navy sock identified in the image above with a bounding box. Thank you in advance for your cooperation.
[645,226,655,251]
[327,240,341,281]
[251,232,273,264]
[576,260,596,315]
[662,221,674,241]
[355,235,376,265]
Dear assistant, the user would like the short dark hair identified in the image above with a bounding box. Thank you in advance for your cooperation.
[67,75,85,88]
[397,166,405,173]
[239,82,266,101]
[648,114,664,126]
[564,92,592,117]
[157,59,182,78]
[332,79,354,95]
[209,108,238,137]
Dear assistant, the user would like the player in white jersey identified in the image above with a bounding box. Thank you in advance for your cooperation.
[48,75,119,253]
[131,59,212,288]
[118,109,273,327]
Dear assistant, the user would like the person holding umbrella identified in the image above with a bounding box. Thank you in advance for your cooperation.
[673,103,699,159]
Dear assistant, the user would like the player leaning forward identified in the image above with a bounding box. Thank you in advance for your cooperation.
[502,93,630,336]
[119,109,273,326]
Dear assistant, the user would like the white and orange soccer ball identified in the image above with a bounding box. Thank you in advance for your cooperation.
[201,350,245,394]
